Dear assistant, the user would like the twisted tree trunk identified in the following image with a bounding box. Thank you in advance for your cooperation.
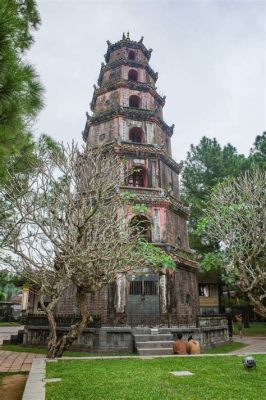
[46,310,58,359]
[53,287,91,358]
[39,296,58,359]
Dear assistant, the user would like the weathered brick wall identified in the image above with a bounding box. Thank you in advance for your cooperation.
[87,287,109,317]
[164,209,189,249]
[102,67,121,85]
[55,284,109,317]
[175,267,199,318]
[87,118,119,145]
[159,161,179,197]
[55,285,78,314]
[95,89,120,111]
[163,268,199,322]
[154,125,171,154]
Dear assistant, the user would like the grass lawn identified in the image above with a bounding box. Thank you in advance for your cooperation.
[0,322,21,327]
[204,341,248,354]
[46,355,266,400]
[0,344,132,358]
[234,322,266,336]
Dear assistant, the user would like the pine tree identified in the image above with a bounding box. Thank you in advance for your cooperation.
[0,0,44,183]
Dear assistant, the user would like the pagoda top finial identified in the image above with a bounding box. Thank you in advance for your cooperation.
[104,34,152,62]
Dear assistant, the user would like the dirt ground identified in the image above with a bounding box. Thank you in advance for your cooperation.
[0,374,27,400]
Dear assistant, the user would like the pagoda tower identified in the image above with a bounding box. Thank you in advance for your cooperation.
[81,33,199,326]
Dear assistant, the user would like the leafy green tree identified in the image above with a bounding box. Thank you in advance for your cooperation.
[181,137,250,312]
[198,170,266,317]
[249,132,266,170]
[0,269,22,300]
[181,137,248,257]
[0,0,43,183]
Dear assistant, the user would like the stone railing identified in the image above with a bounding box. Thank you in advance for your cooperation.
[26,313,101,328]
[197,315,227,328]
[25,312,197,329]
[26,313,227,330]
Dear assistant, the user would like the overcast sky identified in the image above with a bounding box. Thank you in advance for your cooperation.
[28,0,266,162]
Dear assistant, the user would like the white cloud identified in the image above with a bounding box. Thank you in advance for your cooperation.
[29,0,266,162]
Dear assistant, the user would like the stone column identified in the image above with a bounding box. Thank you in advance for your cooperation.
[116,274,127,313]
[159,274,167,314]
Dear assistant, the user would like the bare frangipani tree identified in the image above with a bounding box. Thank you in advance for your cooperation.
[0,141,174,358]
[199,170,266,316]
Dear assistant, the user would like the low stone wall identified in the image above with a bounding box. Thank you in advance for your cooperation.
[23,321,228,353]
[23,326,134,353]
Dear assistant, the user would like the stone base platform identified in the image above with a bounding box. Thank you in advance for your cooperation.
[21,322,229,354]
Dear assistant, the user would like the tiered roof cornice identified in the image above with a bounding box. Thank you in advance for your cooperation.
[115,142,181,175]
[84,106,174,138]
[104,36,153,63]
[98,60,158,85]
[91,79,165,111]
[119,185,189,218]
[173,252,198,269]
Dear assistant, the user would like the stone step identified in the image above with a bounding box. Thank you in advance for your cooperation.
[132,328,151,335]
[3,329,24,345]
[138,348,174,356]
[134,334,172,342]
[136,340,174,349]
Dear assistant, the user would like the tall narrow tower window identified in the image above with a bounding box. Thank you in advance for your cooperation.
[129,127,144,143]
[129,95,140,108]
[128,69,138,82]
[128,167,147,188]
[128,50,136,60]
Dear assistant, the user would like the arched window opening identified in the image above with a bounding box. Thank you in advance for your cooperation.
[129,95,140,108]
[129,127,144,143]
[128,167,147,188]
[130,215,151,242]
[128,50,136,60]
[128,69,138,82]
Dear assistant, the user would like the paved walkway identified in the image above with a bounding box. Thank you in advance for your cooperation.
[230,335,266,354]
[0,326,44,372]
[0,350,45,372]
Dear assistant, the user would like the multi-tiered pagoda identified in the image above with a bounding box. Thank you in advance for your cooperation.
[79,33,199,326]
[23,35,230,353]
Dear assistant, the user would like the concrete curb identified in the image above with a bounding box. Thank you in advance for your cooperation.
[52,351,266,361]
[22,358,46,400]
